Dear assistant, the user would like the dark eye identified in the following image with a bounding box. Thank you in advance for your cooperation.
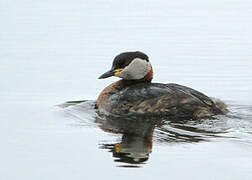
[118,60,125,67]
[113,58,125,68]
[112,59,125,69]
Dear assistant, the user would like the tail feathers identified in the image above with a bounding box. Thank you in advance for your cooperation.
[211,98,228,114]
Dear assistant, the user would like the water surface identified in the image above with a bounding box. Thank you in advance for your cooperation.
[1,0,252,179]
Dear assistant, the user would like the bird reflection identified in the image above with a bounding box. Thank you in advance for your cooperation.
[100,135,152,167]
[59,100,227,168]
[96,115,157,167]
[95,114,225,167]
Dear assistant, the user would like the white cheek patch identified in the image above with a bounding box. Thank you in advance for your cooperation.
[119,58,151,80]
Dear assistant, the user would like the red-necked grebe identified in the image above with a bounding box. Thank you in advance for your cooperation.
[96,51,227,119]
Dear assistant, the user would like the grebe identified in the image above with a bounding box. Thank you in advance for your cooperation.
[96,51,227,119]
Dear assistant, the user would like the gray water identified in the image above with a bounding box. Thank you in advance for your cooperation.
[1,0,252,179]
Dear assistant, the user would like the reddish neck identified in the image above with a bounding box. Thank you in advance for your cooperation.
[144,66,153,82]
